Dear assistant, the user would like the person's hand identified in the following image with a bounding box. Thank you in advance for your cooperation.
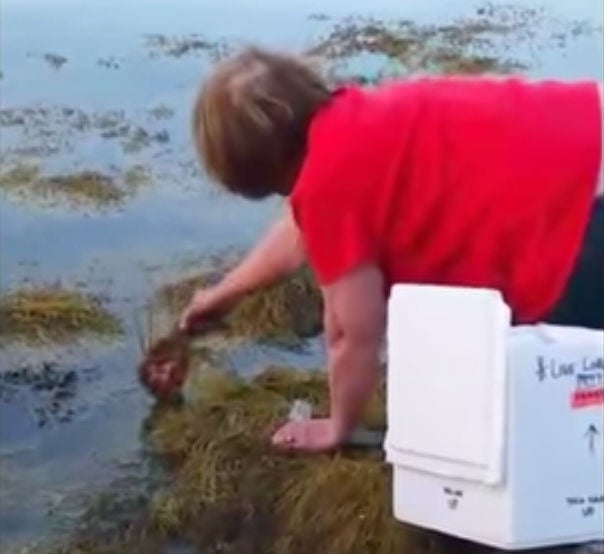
[179,286,231,332]
[271,418,342,453]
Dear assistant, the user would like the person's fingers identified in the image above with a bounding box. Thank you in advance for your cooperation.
[271,423,289,444]
[272,423,298,450]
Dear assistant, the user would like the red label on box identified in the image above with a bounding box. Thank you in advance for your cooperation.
[571,388,604,409]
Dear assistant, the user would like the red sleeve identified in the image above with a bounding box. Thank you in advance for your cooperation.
[290,171,377,287]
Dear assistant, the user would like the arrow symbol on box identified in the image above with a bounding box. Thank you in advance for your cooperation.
[584,424,600,454]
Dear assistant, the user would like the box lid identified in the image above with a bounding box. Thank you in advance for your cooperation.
[384,285,510,485]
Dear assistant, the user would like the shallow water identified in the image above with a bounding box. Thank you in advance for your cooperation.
[0,0,602,550]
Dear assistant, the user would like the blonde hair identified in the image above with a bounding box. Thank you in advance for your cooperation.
[193,47,331,198]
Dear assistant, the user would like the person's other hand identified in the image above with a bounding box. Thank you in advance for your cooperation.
[271,419,342,453]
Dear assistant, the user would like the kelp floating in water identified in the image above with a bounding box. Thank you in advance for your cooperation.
[0,105,172,158]
[148,104,175,120]
[43,53,68,69]
[0,285,122,345]
[144,33,232,61]
[308,17,522,76]
[307,3,602,77]
[97,56,121,70]
[0,164,150,210]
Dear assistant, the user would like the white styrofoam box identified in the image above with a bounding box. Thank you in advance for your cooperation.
[385,284,604,550]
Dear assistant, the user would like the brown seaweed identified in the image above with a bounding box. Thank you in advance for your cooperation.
[0,285,122,345]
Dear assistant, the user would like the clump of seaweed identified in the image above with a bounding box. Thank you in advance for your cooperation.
[309,13,331,22]
[120,127,170,154]
[144,34,232,61]
[145,366,410,554]
[307,3,602,78]
[0,105,172,159]
[138,327,193,403]
[225,266,322,344]
[0,285,122,345]
[0,164,150,210]
[40,171,125,205]
[148,104,175,120]
[97,57,121,70]
[122,165,150,188]
[43,53,68,69]
[0,162,39,187]
[308,16,522,76]
[0,108,26,126]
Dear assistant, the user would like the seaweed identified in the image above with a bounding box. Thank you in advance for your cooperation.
[0,105,171,158]
[0,165,150,210]
[43,53,68,69]
[153,266,322,347]
[0,285,122,345]
[307,3,601,79]
[20,367,462,554]
[144,34,232,61]
[97,57,121,70]
[149,105,175,120]
[307,16,525,76]
[145,366,405,554]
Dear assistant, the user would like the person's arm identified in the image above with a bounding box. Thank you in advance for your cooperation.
[180,206,305,330]
[324,264,386,439]
[219,205,305,300]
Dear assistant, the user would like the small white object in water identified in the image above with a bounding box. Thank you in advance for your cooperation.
[288,399,312,422]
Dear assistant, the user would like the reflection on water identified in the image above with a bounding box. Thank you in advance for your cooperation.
[0,0,602,550]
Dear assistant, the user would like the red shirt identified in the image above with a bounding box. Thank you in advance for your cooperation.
[289,77,601,322]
